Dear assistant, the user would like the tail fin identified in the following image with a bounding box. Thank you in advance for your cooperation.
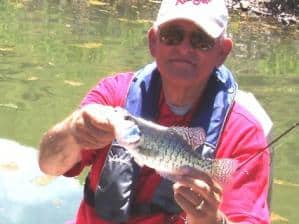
[211,158,237,184]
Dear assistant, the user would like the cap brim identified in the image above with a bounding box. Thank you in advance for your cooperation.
[155,14,224,39]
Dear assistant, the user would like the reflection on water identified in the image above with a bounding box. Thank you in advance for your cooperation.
[0,138,82,224]
[0,0,298,223]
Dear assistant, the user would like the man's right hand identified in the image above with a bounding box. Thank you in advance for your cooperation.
[69,104,116,149]
[38,104,116,176]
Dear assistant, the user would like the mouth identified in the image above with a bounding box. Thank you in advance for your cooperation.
[169,59,196,66]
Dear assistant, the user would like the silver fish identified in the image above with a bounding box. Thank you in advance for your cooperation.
[111,109,237,184]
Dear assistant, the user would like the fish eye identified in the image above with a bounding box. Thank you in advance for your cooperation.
[124,115,135,121]
[124,115,131,120]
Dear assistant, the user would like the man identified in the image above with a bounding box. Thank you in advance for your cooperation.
[38,0,271,223]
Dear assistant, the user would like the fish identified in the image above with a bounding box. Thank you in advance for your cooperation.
[110,108,237,184]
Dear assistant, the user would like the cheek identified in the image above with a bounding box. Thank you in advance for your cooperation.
[153,44,169,59]
[198,50,221,69]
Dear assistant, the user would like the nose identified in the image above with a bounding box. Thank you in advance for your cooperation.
[177,34,194,53]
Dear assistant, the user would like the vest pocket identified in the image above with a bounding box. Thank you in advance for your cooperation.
[94,143,139,222]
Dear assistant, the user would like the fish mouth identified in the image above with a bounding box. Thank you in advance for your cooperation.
[122,125,141,144]
[115,120,142,146]
[112,110,143,146]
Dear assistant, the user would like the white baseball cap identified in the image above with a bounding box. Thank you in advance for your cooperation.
[155,0,228,39]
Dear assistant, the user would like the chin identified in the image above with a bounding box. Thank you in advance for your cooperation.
[170,76,200,88]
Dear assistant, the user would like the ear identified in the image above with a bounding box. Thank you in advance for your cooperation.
[148,27,158,58]
[216,37,233,67]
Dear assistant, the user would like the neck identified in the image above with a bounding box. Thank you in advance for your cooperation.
[162,80,207,113]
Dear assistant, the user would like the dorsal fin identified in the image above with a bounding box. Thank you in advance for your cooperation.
[169,127,206,150]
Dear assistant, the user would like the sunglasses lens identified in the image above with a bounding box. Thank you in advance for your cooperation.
[191,32,215,51]
[159,26,184,46]
[159,25,215,51]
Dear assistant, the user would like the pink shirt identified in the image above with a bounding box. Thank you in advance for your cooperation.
[66,72,270,224]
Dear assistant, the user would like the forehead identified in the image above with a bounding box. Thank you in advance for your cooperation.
[159,19,201,31]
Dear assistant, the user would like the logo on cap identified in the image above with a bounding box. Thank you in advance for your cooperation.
[176,0,211,5]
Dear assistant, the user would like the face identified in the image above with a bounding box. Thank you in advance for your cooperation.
[148,20,232,88]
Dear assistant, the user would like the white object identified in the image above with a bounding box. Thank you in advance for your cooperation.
[235,90,273,137]
[0,138,82,224]
[155,0,228,38]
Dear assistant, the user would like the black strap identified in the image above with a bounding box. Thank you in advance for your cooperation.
[83,176,174,217]
[83,176,95,208]
[131,203,167,217]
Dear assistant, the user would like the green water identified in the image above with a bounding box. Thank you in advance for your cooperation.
[0,0,298,223]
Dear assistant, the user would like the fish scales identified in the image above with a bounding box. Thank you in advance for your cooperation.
[111,109,237,184]
[142,127,212,172]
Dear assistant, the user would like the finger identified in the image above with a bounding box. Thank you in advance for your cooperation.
[74,138,99,149]
[174,189,206,218]
[173,183,203,207]
[82,108,115,132]
[176,176,222,209]
[79,104,114,128]
[173,183,214,214]
[72,118,113,148]
[174,179,222,223]
[71,126,102,147]
[76,131,113,149]
[174,184,220,223]
[84,113,115,140]
[178,167,223,196]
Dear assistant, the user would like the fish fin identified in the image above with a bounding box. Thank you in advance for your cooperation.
[170,127,206,150]
[211,158,237,184]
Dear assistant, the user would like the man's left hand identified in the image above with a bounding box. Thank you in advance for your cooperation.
[173,167,224,224]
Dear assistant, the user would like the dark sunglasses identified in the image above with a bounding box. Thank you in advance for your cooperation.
[158,25,215,51]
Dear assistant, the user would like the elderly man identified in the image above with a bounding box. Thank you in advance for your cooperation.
[38,0,270,223]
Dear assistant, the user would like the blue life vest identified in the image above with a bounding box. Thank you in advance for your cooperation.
[84,63,238,223]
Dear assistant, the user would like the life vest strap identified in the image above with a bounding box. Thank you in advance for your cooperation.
[131,203,167,216]
[83,176,174,217]
[83,176,95,208]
